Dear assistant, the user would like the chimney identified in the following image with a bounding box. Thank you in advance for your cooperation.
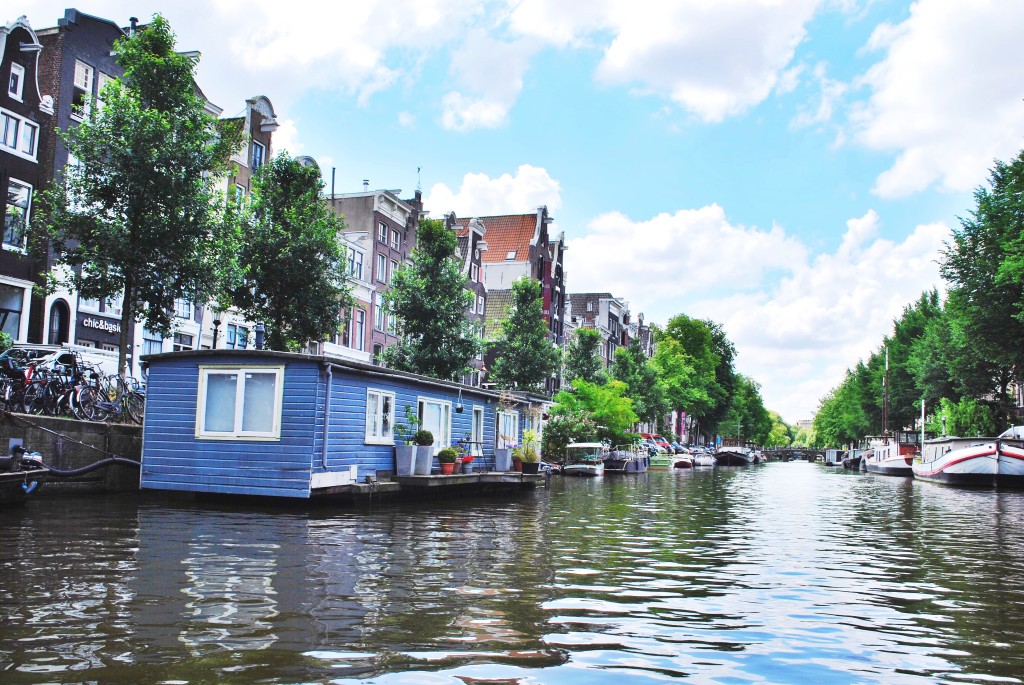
[129,17,138,35]
[363,179,369,191]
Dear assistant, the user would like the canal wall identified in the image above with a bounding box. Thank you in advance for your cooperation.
[0,412,141,493]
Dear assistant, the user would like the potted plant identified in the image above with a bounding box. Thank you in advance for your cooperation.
[518,445,541,474]
[437,447,459,475]
[512,447,525,472]
[393,406,419,476]
[413,429,434,475]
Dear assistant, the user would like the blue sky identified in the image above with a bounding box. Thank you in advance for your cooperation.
[18,0,1024,423]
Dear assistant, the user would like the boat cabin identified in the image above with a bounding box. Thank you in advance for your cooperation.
[139,350,536,498]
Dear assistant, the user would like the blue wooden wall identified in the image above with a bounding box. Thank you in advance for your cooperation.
[140,353,531,498]
[140,356,321,498]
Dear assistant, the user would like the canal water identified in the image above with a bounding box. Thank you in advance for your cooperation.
[2,462,1024,684]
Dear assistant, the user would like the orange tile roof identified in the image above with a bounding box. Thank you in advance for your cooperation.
[454,214,537,263]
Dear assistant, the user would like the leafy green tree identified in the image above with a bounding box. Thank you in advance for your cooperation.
[551,379,638,446]
[651,335,709,435]
[489,277,561,391]
[611,338,666,425]
[381,217,480,380]
[39,15,244,373]
[565,326,605,385]
[765,411,793,448]
[940,148,1024,424]
[720,375,771,444]
[541,408,598,462]
[230,154,352,351]
[925,397,998,437]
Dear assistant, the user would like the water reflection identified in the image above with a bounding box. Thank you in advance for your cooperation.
[1,464,1024,683]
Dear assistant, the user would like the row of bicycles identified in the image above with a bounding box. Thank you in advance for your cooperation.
[0,348,145,425]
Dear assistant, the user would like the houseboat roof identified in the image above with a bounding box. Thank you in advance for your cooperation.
[141,349,535,405]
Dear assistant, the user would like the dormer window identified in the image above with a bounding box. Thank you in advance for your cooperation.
[505,250,516,260]
[8,63,24,102]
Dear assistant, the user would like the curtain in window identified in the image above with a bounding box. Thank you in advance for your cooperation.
[241,372,277,432]
[205,373,237,432]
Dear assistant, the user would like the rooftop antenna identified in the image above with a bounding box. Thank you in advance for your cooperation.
[416,166,422,193]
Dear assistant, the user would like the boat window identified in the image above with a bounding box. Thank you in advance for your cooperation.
[417,397,452,450]
[496,410,519,449]
[196,366,283,440]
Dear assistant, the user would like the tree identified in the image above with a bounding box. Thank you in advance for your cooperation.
[765,411,793,448]
[40,15,244,373]
[230,154,351,351]
[488,277,561,391]
[940,148,1024,424]
[564,327,605,385]
[651,335,709,437]
[541,408,598,462]
[380,217,479,380]
[610,338,666,425]
[551,380,638,446]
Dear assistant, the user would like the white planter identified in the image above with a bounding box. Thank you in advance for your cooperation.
[415,446,434,475]
[494,448,513,472]
[395,445,416,476]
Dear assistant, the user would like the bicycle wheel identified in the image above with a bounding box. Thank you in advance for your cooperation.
[125,390,145,425]
[22,381,47,414]
[76,386,107,422]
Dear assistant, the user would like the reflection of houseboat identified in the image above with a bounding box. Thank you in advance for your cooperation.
[863,431,923,477]
[913,426,1024,487]
[138,350,542,499]
[604,445,649,474]
[563,443,606,477]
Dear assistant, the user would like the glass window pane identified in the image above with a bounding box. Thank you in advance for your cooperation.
[241,372,277,432]
[205,373,237,432]
[366,392,379,437]
[381,394,392,438]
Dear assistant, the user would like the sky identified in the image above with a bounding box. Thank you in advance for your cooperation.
[16,0,1024,423]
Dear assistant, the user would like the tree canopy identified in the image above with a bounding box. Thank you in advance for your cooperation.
[40,14,244,372]
[564,326,605,385]
[230,154,352,351]
[488,276,561,391]
[380,217,479,380]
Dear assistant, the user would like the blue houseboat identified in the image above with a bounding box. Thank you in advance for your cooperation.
[139,350,541,499]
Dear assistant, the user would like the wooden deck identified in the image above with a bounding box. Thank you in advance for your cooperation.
[311,471,545,501]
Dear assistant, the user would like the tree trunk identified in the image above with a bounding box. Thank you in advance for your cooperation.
[117,278,134,378]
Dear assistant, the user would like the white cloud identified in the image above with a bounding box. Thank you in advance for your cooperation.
[851,0,1024,197]
[269,118,302,157]
[569,206,949,422]
[790,62,848,129]
[423,164,562,217]
[440,31,539,131]
[397,112,416,128]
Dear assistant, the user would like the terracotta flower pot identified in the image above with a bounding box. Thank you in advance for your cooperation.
[440,462,455,475]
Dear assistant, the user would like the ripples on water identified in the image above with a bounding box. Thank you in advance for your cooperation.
[2,463,1024,684]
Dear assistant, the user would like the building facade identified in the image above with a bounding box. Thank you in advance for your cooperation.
[453,214,488,385]
[2,15,53,344]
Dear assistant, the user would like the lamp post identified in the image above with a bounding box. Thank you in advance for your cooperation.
[212,318,221,349]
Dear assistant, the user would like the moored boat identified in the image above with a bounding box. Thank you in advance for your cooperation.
[648,449,673,470]
[863,431,922,477]
[564,442,607,477]
[604,445,649,474]
[715,445,755,466]
[913,426,1024,487]
[1,448,46,506]
[693,453,716,467]
[823,448,845,466]
[673,453,693,469]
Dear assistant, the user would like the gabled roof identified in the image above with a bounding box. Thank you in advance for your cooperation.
[454,214,537,263]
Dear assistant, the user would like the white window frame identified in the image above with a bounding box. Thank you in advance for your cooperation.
[172,332,193,352]
[347,248,364,280]
[496,410,519,449]
[354,309,366,351]
[364,388,396,445]
[378,221,388,243]
[196,365,284,440]
[71,60,94,121]
[417,396,452,451]
[1,108,38,162]
[470,263,479,282]
[376,253,387,282]
[251,140,265,170]
[471,405,484,457]
[374,302,384,332]
[3,178,32,251]
[389,259,398,285]
[390,229,400,250]
[476,295,485,315]
[95,72,115,111]
[174,298,192,319]
[8,63,25,102]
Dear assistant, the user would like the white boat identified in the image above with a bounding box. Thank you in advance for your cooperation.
[563,442,607,477]
[863,431,921,477]
[673,453,693,469]
[823,448,845,466]
[913,426,1024,487]
[693,453,716,467]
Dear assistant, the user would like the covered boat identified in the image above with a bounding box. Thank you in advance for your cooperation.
[604,445,649,474]
[863,431,923,477]
[913,426,1024,487]
[564,442,606,477]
